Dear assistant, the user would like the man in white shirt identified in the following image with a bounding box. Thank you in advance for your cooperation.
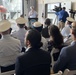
[28,6,38,18]
[0,20,21,72]
[61,17,74,38]
[61,17,75,45]
[12,17,27,52]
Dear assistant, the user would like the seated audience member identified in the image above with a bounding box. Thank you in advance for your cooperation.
[48,25,65,68]
[15,29,51,75]
[12,17,27,52]
[61,17,74,45]
[42,18,51,40]
[61,17,74,38]
[0,20,21,72]
[33,22,48,51]
[53,24,76,73]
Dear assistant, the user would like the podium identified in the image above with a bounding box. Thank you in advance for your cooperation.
[28,18,38,28]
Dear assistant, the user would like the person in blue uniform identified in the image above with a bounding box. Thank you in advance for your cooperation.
[56,7,69,30]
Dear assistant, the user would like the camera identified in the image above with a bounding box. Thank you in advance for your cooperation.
[69,9,76,19]
[69,9,76,14]
[53,5,62,12]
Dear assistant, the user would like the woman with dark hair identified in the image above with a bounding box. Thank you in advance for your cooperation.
[49,25,63,49]
[15,29,51,75]
[42,18,51,40]
[48,25,65,68]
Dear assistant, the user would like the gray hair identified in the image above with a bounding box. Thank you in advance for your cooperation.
[30,6,34,9]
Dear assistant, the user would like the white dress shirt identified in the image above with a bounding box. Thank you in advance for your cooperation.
[11,28,27,48]
[0,34,21,66]
[28,10,38,18]
[61,25,70,37]
[41,37,48,51]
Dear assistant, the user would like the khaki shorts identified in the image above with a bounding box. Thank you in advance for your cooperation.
[58,21,65,31]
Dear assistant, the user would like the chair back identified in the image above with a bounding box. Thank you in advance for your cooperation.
[1,70,15,75]
[63,69,70,75]
[51,70,63,75]
[0,68,15,75]
[68,70,76,75]
[0,64,15,75]
[63,69,76,75]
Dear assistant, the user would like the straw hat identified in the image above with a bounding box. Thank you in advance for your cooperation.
[0,20,11,32]
[33,22,42,27]
[16,17,26,24]
[33,22,43,32]
[67,17,75,22]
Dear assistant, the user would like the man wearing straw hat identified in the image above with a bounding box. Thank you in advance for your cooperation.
[33,22,48,51]
[61,17,75,38]
[12,17,27,52]
[0,20,21,72]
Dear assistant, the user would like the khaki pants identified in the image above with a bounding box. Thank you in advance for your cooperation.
[58,21,65,31]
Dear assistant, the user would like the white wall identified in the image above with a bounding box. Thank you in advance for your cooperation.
[44,0,76,3]
[38,0,45,24]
